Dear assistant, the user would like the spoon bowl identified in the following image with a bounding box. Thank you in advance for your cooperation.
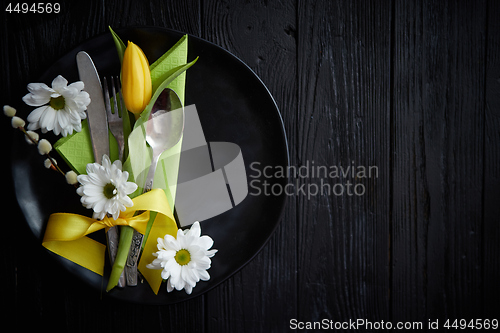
[144,88,184,191]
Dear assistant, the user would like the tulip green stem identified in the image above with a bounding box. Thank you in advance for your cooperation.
[106,225,134,292]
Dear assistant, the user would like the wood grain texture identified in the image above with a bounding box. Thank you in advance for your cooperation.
[483,0,500,319]
[296,0,391,324]
[103,0,201,36]
[2,0,499,331]
[392,0,489,322]
[202,0,298,331]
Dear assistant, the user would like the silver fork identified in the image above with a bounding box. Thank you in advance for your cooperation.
[103,76,126,288]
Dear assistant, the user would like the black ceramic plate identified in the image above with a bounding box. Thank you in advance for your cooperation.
[11,27,288,304]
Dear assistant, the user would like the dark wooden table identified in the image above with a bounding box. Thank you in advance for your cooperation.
[2,0,499,331]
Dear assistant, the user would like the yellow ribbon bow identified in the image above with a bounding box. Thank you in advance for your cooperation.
[42,189,178,294]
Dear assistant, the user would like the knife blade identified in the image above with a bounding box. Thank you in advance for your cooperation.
[76,51,125,288]
[76,51,109,164]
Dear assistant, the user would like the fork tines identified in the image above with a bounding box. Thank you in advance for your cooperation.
[103,76,125,161]
[103,76,123,117]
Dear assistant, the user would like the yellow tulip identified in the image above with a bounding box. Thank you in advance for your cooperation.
[121,41,152,114]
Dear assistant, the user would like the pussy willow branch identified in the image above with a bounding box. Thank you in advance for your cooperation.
[17,126,78,188]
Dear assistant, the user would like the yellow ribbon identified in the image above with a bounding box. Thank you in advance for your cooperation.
[42,189,178,294]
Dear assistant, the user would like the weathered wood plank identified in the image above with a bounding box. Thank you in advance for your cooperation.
[296,0,391,324]
[483,0,500,319]
[201,0,298,331]
[392,0,487,322]
[104,0,201,36]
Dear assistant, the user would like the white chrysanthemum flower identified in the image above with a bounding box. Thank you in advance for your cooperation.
[147,221,217,294]
[22,75,90,137]
[76,155,138,220]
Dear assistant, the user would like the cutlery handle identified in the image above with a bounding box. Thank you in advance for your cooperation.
[143,151,161,192]
[106,227,125,287]
[125,150,161,286]
[125,230,143,286]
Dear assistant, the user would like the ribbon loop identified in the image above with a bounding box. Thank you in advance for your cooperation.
[99,210,151,232]
[42,189,177,294]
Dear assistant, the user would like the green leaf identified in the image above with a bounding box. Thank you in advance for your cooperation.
[109,26,126,65]
[120,103,133,163]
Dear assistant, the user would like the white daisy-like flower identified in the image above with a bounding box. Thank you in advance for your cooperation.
[22,75,90,137]
[76,155,138,220]
[147,221,217,294]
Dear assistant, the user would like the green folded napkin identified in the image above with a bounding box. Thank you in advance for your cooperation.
[55,35,190,209]
[53,119,119,173]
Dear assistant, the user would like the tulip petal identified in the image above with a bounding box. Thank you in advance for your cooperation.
[121,41,152,114]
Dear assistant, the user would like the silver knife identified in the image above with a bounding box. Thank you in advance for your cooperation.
[76,52,109,164]
[76,51,125,288]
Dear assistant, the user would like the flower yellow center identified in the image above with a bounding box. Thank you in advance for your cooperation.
[175,249,191,266]
[50,95,65,110]
[103,183,117,199]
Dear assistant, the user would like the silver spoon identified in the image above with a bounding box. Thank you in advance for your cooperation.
[125,88,184,286]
